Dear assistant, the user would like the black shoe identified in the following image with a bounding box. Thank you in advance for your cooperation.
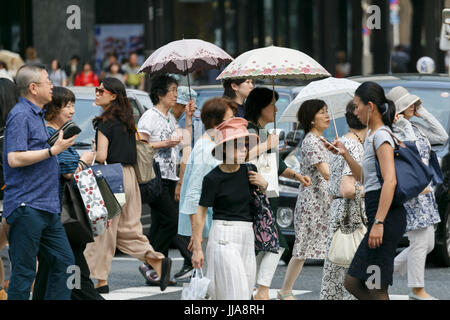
[95,285,109,294]
[159,257,172,292]
[141,264,177,287]
[174,265,193,280]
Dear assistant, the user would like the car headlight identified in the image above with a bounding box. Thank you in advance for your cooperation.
[284,153,300,172]
[277,207,294,228]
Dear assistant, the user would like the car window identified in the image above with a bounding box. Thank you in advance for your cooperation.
[382,86,450,134]
[196,90,223,109]
[72,99,102,145]
[130,99,141,123]
[135,93,153,110]
[72,98,141,145]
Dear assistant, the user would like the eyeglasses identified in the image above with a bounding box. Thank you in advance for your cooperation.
[96,87,113,96]
[33,80,53,87]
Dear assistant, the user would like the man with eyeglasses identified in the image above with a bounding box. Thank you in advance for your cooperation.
[3,64,76,300]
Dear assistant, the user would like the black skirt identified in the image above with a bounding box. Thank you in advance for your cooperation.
[347,190,406,286]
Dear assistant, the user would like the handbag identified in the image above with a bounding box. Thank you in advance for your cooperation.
[250,152,279,198]
[134,126,155,184]
[181,269,210,300]
[60,179,95,246]
[91,162,126,207]
[328,187,367,268]
[140,161,162,204]
[429,150,444,185]
[96,176,122,220]
[246,164,280,254]
[47,121,81,146]
[373,129,433,206]
[74,167,108,237]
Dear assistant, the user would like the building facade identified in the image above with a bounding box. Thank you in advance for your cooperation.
[0,0,448,80]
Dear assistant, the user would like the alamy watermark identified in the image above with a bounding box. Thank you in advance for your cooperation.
[367,5,381,30]
[366,265,381,290]
[66,265,81,290]
[66,5,81,30]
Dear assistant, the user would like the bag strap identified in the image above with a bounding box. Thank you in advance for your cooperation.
[371,128,403,161]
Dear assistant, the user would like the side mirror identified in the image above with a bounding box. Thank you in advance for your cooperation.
[286,130,304,147]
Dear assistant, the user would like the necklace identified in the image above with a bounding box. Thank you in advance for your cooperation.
[206,131,216,143]
[351,131,364,145]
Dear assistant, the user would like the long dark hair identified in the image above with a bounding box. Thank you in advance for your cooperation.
[355,82,395,129]
[244,87,279,124]
[93,77,135,133]
[222,78,247,100]
[0,78,19,128]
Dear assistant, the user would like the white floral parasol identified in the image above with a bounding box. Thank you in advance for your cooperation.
[216,46,330,129]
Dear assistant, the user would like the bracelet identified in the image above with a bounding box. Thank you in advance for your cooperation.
[48,148,53,157]
[78,160,88,170]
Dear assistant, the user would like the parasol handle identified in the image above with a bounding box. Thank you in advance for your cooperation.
[185,60,192,101]
[272,77,276,131]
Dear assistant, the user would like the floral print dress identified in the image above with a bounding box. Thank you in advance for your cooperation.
[320,136,365,300]
[403,125,441,232]
[293,132,330,260]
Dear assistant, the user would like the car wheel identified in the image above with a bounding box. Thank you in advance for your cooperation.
[429,206,450,267]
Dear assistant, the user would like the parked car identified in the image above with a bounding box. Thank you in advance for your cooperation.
[278,74,450,267]
[67,86,153,235]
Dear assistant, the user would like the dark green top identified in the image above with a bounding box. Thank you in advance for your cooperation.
[247,122,287,176]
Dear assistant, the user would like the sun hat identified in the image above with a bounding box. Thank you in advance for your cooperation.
[211,117,259,161]
[386,86,421,114]
[177,86,198,105]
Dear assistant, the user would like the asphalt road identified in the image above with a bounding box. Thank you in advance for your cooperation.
[102,249,450,300]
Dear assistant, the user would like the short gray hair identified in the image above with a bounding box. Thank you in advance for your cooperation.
[16,64,46,96]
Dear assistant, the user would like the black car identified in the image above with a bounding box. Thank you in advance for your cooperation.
[278,74,450,267]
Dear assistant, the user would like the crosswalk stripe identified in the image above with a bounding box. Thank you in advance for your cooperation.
[101,286,182,300]
[101,285,411,300]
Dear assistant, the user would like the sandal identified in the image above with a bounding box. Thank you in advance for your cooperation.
[277,290,295,300]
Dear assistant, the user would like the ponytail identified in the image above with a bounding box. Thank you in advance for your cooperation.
[355,82,395,129]
[382,99,396,129]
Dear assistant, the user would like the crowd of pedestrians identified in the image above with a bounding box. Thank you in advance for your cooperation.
[0,59,447,301]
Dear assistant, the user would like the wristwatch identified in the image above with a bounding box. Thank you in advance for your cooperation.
[374,219,384,225]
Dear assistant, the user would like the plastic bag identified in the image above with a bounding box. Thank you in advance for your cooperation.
[181,269,210,300]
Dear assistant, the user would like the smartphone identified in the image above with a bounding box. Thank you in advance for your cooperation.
[320,136,340,153]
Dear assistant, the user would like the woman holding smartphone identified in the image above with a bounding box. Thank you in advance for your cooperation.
[326,82,407,300]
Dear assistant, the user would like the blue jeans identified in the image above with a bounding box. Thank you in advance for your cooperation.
[6,206,74,300]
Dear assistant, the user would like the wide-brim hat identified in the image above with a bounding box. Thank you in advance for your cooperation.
[177,86,198,105]
[212,117,259,161]
[386,86,421,114]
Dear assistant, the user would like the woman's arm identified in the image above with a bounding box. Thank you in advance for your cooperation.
[315,163,330,181]
[95,130,109,163]
[414,106,449,145]
[280,167,312,187]
[137,132,180,150]
[327,140,364,183]
[369,143,396,249]
[191,206,208,269]
[339,175,357,199]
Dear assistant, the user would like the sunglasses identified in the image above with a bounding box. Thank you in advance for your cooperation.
[95,87,113,96]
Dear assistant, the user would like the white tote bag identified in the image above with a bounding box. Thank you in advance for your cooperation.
[328,190,367,268]
[328,224,367,268]
[250,152,279,198]
[181,269,211,300]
